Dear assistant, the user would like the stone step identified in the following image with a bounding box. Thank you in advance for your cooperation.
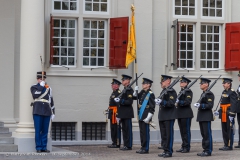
[0,122,3,127]
[0,137,14,144]
[0,127,9,134]
[0,133,12,137]
[0,144,17,152]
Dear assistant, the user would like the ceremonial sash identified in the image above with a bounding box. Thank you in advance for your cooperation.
[109,106,117,124]
[220,104,231,122]
[138,92,150,120]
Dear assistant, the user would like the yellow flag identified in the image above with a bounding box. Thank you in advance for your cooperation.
[125,5,136,68]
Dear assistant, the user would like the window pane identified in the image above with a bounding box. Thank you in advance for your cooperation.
[98,49,104,57]
[200,61,206,68]
[54,29,60,37]
[207,61,212,68]
[210,0,215,7]
[61,38,67,46]
[53,48,59,55]
[180,42,186,50]
[214,61,219,68]
[203,0,208,7]
[54,20,60,27]
[68,48,74,56]
[189,8,195,15]
[214,35,219,42]
[53,57,59,65]
[85,3,92,11]
[91,58,96,66]
[54,2,61,10]
[53,38,60,46]
[189,0,195,6]
[182,7,188,15]
[203,9,208,16]
[61,57,67,65]
[201,25,206,33]
[84,21,90,28]
[182,0,188,6]
[187,60,193,68]
[83,58,89,65]
[83,39,89,47]
[180,51,186,58]
[180,25,186,32]
[187,42,193,50]
[69,39,75,46]
[83,48,89,56]
[187,34,193,41]
[101,3,107,12]
[84,30,90,37]
[69,30,75,37]
[61,48,67,56]
[98,30,104,38]
[210,9,215,16]
[91,21,97,29]
[91,49,97,56]
[187,51,193,59]
[201,52,206,59]
[180,34,186,41]
[91,39,97,47]
[207,43,212,50]
[207,52,212,59]
[175,7,181,15]
[201,34,206,41]
[61,29,67,37]
[62,2,69,10]
[61,20,68,28]
[180,60,186,68]
[69,20,75,28]
[207,35,212,42]
[93,3,99,11]
[214,43,219,50]
[201,43,206,50]
[68,57,74,65]
[99,21,104,29]
[214,52,219,59]
[175,0,181,6]
[217,0,222,8]
[187,25,193,32]
[91,30,97,38]
[98,58,104,66]
[98,40,104,47]
[207,26,212,33]
[70,2,77,10]
[216,9,222,17]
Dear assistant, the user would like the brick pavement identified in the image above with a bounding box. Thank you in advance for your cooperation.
[56,142,240,160]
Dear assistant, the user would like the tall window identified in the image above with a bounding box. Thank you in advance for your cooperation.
[83,20,106,67]
[174,0,196,16]
[52,19,76,66]
[202,0,223,17]
[200,25,220,69]
[178,24,194,69]
[84,0,108,12]
[53,0,77,11]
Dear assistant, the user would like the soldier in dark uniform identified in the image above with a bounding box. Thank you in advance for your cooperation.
[235,72,240,148]
[133,78,155,154]
[194,78,214,157]
[215,78,237,151]
[175,76,193,153]
[114,74,134,151]
[107,79,122,148]
[30,71,55,153]
[155,75,177,158]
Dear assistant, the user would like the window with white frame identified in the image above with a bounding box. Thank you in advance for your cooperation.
[83,20,106,67]
[200,25,220,69]
[178,24,194,69]
[202,0,223,17]
[53,0,77,11]
[52,19,76,66]
[174,0,196,16]
[84,0,108,12]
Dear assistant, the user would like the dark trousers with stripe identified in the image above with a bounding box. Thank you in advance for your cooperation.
[199,121,212,154]
[221,117,234,148]
[159,120,175,154]
[138,121,150,151]
[237,113,240,145]
[178,118,192,150]
[121,118,132,148]
[33,114,51,151]
[110,120,121,145]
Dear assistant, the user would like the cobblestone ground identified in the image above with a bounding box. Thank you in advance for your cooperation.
[56,142,240,160]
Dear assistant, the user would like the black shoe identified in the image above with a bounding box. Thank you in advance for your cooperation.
[176,148,183,152]
[222,147,233,151]
[158,152,166,157]
[136,149,143,153]
[235,145,240,148]
[139,149,149,154]
[120,146,132,151]
[163,153,172,158]
[158,146,163,149]
[181,148,189,153]
[36,150,41,153]
[41,150,50,153]
[219,146,227,150]
[197,152,211,156]
[108,144,119,148]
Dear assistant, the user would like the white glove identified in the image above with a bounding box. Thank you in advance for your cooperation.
[133,86,139,96]
[213,111,219,117]
[194,103,200,108]
[229,116,234,122]
[135,86,139,91]
[155,98,162,105]
[40,81,45,87]
[238,87,240,92]
[114,98,120,102]
[51,114,55,120]
[176,99,179,103]
[143,113,153,123]
[116,117,121,124]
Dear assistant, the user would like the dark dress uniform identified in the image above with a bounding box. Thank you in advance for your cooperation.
[117,75,134,150]
[218,78,237,150]
[196,78,214,156]
[30,71,54,152]
[176,77,193,152]
[158,75,177,157]
[134,78,155,154]
[108,79,122,148]
[236,84,240,148]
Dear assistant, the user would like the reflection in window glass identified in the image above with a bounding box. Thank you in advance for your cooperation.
[200,24,220,69]
[53,0,77,11]
[202,0,223,17]
[174,0,195,16]
[84,0,108,12]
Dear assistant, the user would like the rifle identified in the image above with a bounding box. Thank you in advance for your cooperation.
[175,75,202,107]
[116,73,143,99]
[156,76,182,99]
[196,75,221,103]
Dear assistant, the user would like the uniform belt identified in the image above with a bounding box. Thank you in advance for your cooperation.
[109,106,117,124]
[138,104,149,109]
[34,99,50,103]
[220,104,231,122]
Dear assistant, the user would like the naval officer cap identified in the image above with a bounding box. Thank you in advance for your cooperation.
[142,78,153,84]
[161,75,173,82]
[37,71,46,79]
[121,74,132,80]
[222,78,232,84]
[199,77,211,84]
[111,79,121,85]
[180,76,191,83]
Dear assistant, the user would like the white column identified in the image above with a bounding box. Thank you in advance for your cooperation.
[13,0,51,152]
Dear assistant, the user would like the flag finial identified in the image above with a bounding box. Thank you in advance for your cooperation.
[131,4,135,12]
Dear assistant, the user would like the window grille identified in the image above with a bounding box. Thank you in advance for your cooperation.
[82,122,106,140]
[52,122,76,141]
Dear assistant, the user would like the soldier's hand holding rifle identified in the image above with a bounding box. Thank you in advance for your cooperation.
[229,116,234,123]
[155,98,162,105]
[114,98,120,103]
[133,86,139,97]
[213,111,219,117]
[194,103,200,108]
[116,117,121,124]
[40,81,45,87]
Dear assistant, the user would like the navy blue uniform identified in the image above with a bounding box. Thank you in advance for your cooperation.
[30,83,54,151]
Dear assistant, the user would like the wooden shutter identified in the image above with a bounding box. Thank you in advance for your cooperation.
[50,15,54,64]
[225,22,240,71]
[109,17,129,69]
[172,19,179,70]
